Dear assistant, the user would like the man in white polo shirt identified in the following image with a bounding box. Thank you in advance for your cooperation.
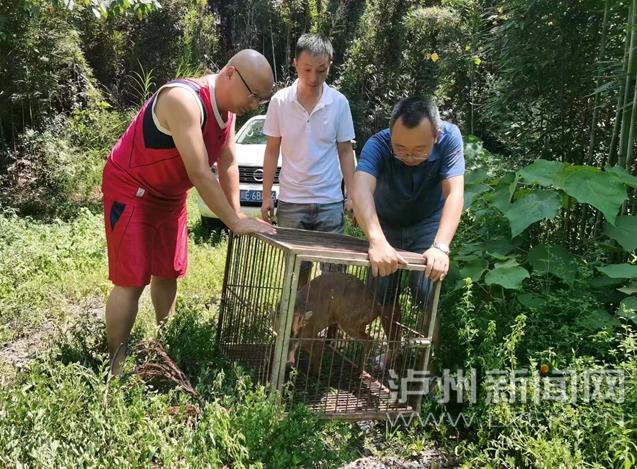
[261,33,356,286]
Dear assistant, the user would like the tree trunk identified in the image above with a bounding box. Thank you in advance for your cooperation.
[270,18,278,83]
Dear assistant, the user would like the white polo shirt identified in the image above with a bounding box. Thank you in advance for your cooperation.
[263,80,355,204]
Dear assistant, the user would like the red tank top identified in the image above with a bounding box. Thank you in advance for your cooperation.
[102,78,235,210]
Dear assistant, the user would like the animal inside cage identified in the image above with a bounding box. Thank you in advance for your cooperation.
[216,227,441,420]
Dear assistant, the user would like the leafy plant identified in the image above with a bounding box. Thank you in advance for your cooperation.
[128,61,155,107]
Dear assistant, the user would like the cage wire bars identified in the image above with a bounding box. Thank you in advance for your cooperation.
[216,227,441,420]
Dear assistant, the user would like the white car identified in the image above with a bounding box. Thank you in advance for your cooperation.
[199,115,282,231]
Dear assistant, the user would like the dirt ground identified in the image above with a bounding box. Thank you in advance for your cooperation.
[0,296,104,380]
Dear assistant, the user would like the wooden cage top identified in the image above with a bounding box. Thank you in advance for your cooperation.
[252,227,427,266]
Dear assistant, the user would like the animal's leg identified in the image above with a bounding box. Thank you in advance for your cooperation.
[343,326,374,377]
[380,303,402,371]
[287,339,299,366]
[303,337,326,375]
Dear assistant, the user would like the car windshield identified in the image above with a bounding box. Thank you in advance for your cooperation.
[236,119,267,145]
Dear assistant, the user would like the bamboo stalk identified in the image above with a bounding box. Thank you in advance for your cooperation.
[609,2,634,166]
[628,93,637,176]
[618,0,637,168]
[580,1,618,240]
[624,73,637,177]
[586,0,611,166]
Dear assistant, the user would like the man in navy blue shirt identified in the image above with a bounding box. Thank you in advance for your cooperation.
[351,97,464,284]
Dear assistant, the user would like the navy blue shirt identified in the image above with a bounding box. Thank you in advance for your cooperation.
[356,121,464,227]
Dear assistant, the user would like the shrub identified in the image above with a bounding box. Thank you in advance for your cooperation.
[0,1,98,147]
[0,106,130,218]
[76,0,221,106]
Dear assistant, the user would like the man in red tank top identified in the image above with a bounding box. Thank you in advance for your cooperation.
[102,49,276,375]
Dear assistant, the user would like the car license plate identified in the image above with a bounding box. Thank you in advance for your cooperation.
[240,190,276,202]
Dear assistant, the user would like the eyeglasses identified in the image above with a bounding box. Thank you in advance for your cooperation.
[234,67,271,105]
[390,139,434,162]
[391,146,432,162]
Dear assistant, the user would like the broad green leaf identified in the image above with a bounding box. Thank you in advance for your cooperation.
[508,172,520,199]
[618,281,637,295]
[465,168,488,185]
[459,258,488,281]
[617,296,637,325]
[491,184,513,212]
[517,292,546,310]
[455,253,480,262]
[503,190,562,237]
[458,242,484,256]
[464,183,491,209]
[486,251,511,261]
[473,208,493,220]
[498,173,516,185]
[527,244,577,284]
[557,165,627,225]
[603,216,637,252]
[579,309,620,331]
[589,276,625,288]
[518,160,566,187]
[495,258,519,269]
[485,265,530,290]
[606,165,637,189]
[483,238,517,256]
[597,264,637,278]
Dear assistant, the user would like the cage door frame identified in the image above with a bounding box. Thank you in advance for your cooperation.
[270,253,301,391]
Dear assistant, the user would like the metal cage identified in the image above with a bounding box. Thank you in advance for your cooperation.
[216,227,441,420]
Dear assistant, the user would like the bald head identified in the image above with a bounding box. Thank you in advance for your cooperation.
[212,49,274,115]
[227,49,274,99]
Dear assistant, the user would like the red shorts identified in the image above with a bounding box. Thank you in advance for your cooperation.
[104,197,188,287]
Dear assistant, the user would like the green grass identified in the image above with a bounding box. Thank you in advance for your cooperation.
[0,192,226,348]
[0,208,110,346]
[2,190,636,467]
[0,358,354,467]
[0,194,367,467]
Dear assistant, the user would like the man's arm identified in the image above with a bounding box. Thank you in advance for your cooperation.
[351,171,406,277]
[158,87,274,234]
[261,136,281,223]
[422,175,464,281]
[217,120,241,214]
[337,141,355,213]
[435,175,464,246]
